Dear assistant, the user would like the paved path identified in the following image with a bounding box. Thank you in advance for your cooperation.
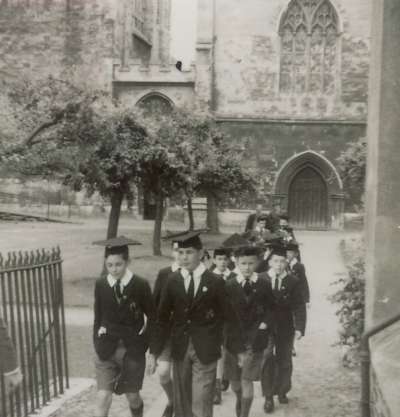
[57,231,360,417]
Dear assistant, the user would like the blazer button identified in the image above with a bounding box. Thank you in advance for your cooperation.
[187,319,191,324]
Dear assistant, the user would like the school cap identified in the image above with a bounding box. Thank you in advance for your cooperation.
[221,233,251,250]
[92,235,142,257]
[279,214,290,221]
[284,241,300,251]
[161,230,188,241]
[269,244,288,258]
[234,245,261,258]
[167,230,203,249]
[213,247,232,257]
[257,214,269,222]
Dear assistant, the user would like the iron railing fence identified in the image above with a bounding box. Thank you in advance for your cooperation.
[0,248,69,417]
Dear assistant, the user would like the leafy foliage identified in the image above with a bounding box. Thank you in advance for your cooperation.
[337,138,367,211]
[329,237,365,367]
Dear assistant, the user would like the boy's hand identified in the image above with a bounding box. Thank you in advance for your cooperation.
[238,352,246,368]
[295,330,303,340]
[258,322,267,330]
[146,354,157,375]
[98,326,107,337]
[4,368,23,394]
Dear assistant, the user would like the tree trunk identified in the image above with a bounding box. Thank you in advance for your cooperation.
[153,193,164,256]
[206,192,220,233]
[107,189,124,239]
[187,197,195,230]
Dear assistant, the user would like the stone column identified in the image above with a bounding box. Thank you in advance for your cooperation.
[194,0,214,111]
[365,0,400,326]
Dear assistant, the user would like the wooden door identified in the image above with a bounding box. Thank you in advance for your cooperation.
[288,167,328,229]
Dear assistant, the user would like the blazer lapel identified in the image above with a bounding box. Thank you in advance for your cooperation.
[191,272,209,309]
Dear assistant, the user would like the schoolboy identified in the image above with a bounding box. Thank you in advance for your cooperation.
[224,245,274,417]
[261,245,305,413]
[275,214,296,243]
[92,236,156,417]
[153,239,181,417]
[286,242,310,307]
[211,247,237,404]
[154,231,245,417]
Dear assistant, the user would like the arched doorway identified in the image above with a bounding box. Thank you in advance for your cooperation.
[288,166,328,229]
[272,150,344,230]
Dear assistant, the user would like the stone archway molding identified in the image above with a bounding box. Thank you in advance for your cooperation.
[272,150,344,230]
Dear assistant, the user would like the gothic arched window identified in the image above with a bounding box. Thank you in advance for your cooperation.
[279,0,339,95]
[137,94,174,117]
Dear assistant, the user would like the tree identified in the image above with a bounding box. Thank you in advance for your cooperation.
[337,138,367,211]
[1,76,148,239]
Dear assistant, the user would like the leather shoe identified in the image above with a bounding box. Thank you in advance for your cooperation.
[278,394,289,404]
[221,378,230,391]
[264,397,274,413]
[161,404,173,417]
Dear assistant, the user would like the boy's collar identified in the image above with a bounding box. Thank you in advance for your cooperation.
[236,271,258,285]
[107,269,133,288]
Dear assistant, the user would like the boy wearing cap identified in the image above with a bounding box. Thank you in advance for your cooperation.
[286,242,310,307]
[261,246,305,413]
[224,246,274,417]
[275,215,296,243]
[153,240,181,417]
[92,236,156,417]
[154,231,245,417]
[211,247,237,404]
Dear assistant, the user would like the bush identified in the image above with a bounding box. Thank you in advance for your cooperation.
[329,237,365,367]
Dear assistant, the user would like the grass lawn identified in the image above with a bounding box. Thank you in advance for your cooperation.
[0,217,234,307]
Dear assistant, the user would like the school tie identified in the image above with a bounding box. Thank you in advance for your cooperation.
[274,277,280,292]
[187,272,195,304]
[243,278,252,297]
[114,281,123,302]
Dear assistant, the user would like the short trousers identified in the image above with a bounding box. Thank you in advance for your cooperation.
[157,339,172,363]
[224,347,264,381]
[95,343,145,394]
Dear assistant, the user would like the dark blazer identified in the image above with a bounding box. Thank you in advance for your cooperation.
[224,273,274,353]
[153,266,175,309]
[156,269,244,365]
[0,316,18,373]
[290,262,310,303]
[93,274,156,361]
[268,272,306,336]
[245,213,258,232]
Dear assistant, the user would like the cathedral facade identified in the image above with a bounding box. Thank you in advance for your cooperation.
[0,0,371,229]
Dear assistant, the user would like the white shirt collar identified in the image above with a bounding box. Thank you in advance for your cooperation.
[171,262,180,272]
[180,262,206,281]
[214,268,231,280]
[289,258,298,268]
[268,268,287,281]
[236,271,258,285]
[107,269,133,288]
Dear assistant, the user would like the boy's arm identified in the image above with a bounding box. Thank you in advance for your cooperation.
[215,278,245,354]
[139,280,156,345]
[298,264,310,303]
[0,316,18,374]
[153,279,174,356]
[291,280,306,336]
[93,281,102,340]
[152,270,163,308]
[261,282,275,329]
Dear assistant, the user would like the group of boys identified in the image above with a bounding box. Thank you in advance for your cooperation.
[91,213,310,417]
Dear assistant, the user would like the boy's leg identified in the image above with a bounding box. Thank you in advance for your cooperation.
[230,380,242,417]
[95,390,113,417]
[173,349,193,417]
[158,360,174,412]
[126,392,143,417]
[240,379,253,417]
[275,332,294,401]
[190,345,217,417]
[214,357,223,405]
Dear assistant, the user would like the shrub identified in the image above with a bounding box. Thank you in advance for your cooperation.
[329,237,365,367]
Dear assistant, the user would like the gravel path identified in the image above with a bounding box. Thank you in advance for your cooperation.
[53,231,361,417]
